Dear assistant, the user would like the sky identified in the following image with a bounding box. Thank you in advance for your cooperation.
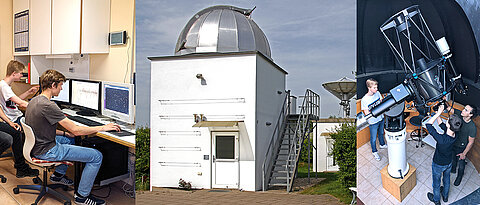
[135,0,356,127]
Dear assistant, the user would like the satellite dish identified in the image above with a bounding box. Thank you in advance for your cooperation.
[322,77,356,117]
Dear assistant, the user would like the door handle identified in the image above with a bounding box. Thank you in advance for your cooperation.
[213,155,216,162]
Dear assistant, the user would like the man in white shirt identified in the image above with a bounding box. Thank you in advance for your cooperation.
[361,78,387,161]
[0,60,39,177]
[0,60,38,124]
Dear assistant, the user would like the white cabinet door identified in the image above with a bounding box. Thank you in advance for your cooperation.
[13,0,29,13]
[29,0,51,55]
[51,0,81,54]
[81,0,110,53]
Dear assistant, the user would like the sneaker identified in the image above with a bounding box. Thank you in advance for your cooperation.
[372,152,381,161]
[74,193,105,205]
[50,174,74,186]
[427,192,441,205]
[16,167,39,178]
[440,186,448,202]
[379,144,387,149]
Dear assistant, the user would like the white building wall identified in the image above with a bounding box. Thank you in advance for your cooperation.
[150,54,257,190]
[254,56,286,190]
[313,122,341,172]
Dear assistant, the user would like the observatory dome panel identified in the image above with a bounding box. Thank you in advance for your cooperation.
[175,6,271,58]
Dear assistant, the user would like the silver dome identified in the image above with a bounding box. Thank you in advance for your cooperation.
[175,5,271,58]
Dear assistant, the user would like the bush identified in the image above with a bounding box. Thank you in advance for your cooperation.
[329,123,356,188]
[135,127,150,191]
[300,136,313,163]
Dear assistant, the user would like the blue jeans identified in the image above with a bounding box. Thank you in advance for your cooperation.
[432,162,452,202]
[369,119,385,153]
[36,135,103,197]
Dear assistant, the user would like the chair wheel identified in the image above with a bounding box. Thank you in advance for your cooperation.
[13,187,19,194]
[1,177,6,183]
[33,177,40,184]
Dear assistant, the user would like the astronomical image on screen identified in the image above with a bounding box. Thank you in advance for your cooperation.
[105,85,129,115]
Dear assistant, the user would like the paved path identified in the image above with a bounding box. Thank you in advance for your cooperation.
[136,188,345,205]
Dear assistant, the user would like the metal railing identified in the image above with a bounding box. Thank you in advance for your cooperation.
[262,90,291,191]
[285,89,320,191]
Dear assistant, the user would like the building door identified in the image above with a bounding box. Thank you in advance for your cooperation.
[212,132,239,189]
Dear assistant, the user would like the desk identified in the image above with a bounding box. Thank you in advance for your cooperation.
[61,109,135,192]
[62,109,135,148]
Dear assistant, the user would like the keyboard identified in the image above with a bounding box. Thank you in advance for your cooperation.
[66,115,104,126]
[106,130,135,137]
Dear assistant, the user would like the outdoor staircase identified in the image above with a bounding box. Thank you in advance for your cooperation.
[262,89,320,192]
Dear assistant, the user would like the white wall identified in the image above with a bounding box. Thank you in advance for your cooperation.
[254,55,286,190]
[150,54,257,190]
[313,122,340,172]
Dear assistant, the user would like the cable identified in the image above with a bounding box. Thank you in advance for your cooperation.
[124,36,132,83]
[91,185,112,198]
[122,182,135,198]
[123,151,136,198]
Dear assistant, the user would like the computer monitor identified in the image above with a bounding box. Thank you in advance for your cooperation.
[101,81,134,124]
[51,79,70,103]
[70,79,101,116]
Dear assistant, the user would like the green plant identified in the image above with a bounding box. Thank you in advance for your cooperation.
[135,127,150,191]
[328,123,356,188]
[300,136,313,163]
[179,178,192,190]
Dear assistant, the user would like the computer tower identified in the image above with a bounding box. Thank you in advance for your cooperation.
[82,136,129,186]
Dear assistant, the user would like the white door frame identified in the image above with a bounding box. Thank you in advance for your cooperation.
[211,131,239,189]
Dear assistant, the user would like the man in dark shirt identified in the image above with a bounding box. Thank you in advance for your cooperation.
[25,70,120,205]
[447,104,476,186]
[425,104,461,204]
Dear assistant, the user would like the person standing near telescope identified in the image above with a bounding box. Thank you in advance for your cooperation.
[445,101,477,186]
[426,104,462,204]
[361,78,387,161]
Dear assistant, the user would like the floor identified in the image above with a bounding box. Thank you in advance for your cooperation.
[136,187,345,205]
[357,132,480,205]
[0,156,135,205]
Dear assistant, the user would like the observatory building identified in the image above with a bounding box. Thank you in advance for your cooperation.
[149,6,288,191]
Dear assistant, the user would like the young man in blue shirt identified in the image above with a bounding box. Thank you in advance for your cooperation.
[425,104,461,204]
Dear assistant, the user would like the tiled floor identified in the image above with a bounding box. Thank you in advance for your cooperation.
[0,156,135,205]
[357,132,480,205]
[136,188,345,205]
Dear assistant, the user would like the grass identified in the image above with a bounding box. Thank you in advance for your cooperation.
[297,162,352,204]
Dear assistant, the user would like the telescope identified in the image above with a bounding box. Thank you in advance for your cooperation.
[357,5,466,179]
[357,5,466,132]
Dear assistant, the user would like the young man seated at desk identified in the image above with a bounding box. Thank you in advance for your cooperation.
[25,69,120,205]
[0,60,40,178]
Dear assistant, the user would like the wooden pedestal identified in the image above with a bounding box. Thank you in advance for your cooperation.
[380,164,416,202]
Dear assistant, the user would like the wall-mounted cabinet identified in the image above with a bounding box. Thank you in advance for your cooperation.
[51,0,81,54]
[82,0,110,53]
[29,0,52,55]
[14,0,110,56]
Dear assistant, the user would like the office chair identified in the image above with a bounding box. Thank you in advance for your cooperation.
[408,106,428,148]
[13,118,73,205]
[0,151,11,183]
